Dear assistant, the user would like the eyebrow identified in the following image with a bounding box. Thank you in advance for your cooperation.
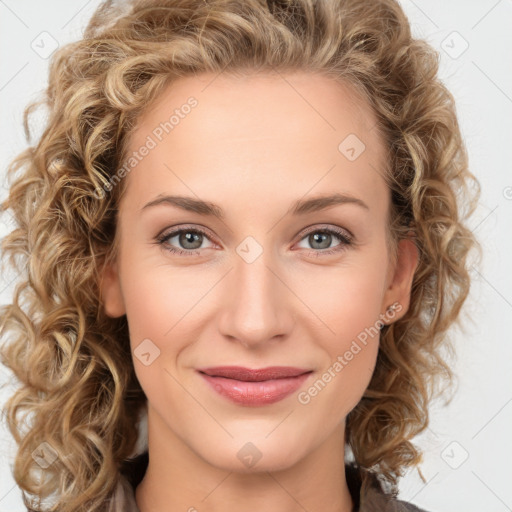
[140,192,369,219]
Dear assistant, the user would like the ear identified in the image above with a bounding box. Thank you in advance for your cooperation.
[99,259,126,318]
[381,237,419,323]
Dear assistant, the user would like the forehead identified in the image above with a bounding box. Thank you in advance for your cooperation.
[120,71,388,214]
[132,70,378,145]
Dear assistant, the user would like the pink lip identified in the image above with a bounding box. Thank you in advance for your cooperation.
[197,366,313,406]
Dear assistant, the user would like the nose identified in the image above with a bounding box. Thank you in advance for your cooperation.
[217,245,295,349]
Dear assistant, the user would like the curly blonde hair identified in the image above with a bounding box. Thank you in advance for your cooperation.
[0,0,480,510]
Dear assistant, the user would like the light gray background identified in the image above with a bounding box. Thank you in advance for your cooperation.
[1,1,511,511]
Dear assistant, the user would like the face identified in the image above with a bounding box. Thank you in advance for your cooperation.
[101,71,418,473]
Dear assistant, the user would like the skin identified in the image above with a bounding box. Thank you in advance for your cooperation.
[100,70,418,512]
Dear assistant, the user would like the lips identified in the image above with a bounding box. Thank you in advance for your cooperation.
[197,366,313,406]
[197,366,311,381]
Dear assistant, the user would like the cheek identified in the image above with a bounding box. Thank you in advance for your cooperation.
[295,257,387,347]
[122,274,174,341]
[298,273,382,418]
[292,255,386,409]
[120,267,191,408]
[119,246,201,338]
[116,253,191,382]
[118,253,216,398]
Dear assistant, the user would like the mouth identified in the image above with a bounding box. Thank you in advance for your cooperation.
[196,366,313,406]
[197,365,312,381]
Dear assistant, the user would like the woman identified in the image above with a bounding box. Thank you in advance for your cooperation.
[0,0,480,511]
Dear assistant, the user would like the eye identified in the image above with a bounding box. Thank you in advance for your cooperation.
[155,226,215,256]
[295,225,353,256]
[154,224,354,257]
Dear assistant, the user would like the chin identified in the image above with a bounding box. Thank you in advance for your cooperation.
[198,434,307,474]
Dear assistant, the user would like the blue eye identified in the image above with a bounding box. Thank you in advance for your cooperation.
[155,225,353,257]
[295,226,353,256]
[156,226,214,256]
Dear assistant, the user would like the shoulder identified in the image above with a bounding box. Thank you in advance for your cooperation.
[346,462,432,512]
[362,488,431,512]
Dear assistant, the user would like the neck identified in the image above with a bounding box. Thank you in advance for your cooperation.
[135,407,354,512]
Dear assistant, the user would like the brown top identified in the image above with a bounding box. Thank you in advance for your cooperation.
[108,451,430,512]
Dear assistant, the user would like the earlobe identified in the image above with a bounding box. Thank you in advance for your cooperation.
[99,260,126,318]
[382,237,419,323]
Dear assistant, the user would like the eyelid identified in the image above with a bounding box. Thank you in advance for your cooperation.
[155,223,215,240]
[295,223,354,242]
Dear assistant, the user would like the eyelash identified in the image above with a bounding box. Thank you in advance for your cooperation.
[155,224,354,258]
